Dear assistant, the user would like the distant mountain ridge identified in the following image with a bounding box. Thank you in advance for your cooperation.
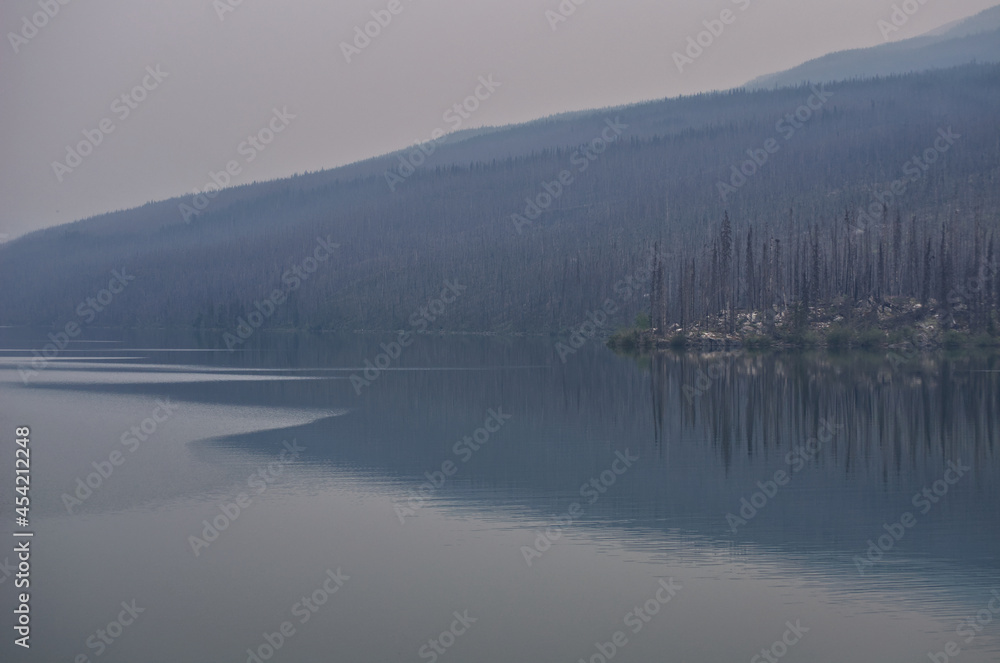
[924,3,1000,36]
[745,4,1000,90]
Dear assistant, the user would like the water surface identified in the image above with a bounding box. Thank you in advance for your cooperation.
[1,329,998,662]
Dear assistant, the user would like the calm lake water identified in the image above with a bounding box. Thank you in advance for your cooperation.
[1,328,998,663]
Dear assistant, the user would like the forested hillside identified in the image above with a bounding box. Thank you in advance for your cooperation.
[0,64,998,338]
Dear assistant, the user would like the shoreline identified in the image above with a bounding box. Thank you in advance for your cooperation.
[606,302,1000,355]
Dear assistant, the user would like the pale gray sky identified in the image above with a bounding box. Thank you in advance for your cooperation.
[1,0,995,239]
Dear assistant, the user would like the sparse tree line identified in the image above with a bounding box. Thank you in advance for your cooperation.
[646,206,1000,337]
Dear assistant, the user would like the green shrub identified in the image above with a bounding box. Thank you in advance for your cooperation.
[743,335,773,350]
[784,330,819,348]
[942,330,965,350]
[973,333,1000,348]
[608,329,640,352]
[826,325,854,350]
[856,328,886,350]
[668,334,688,349]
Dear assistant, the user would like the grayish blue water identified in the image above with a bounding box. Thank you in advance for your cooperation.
[1,329,998,662]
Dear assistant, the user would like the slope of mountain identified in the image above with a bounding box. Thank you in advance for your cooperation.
[1,64,998,336]
[746,5,1000,90]
[924,3,1000,36]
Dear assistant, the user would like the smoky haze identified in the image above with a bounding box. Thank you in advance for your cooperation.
[0,0,995,239]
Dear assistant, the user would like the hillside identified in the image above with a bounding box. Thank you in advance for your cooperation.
[746,5,1000,90]
[0,64,998,339]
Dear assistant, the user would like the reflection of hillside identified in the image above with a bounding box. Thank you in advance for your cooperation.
[648,351,1000,476]
[30,328,997,486]
[164,333,1000,571]
[22,325,991,566]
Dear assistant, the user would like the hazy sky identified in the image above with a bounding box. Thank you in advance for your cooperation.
[1,0,996,239]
